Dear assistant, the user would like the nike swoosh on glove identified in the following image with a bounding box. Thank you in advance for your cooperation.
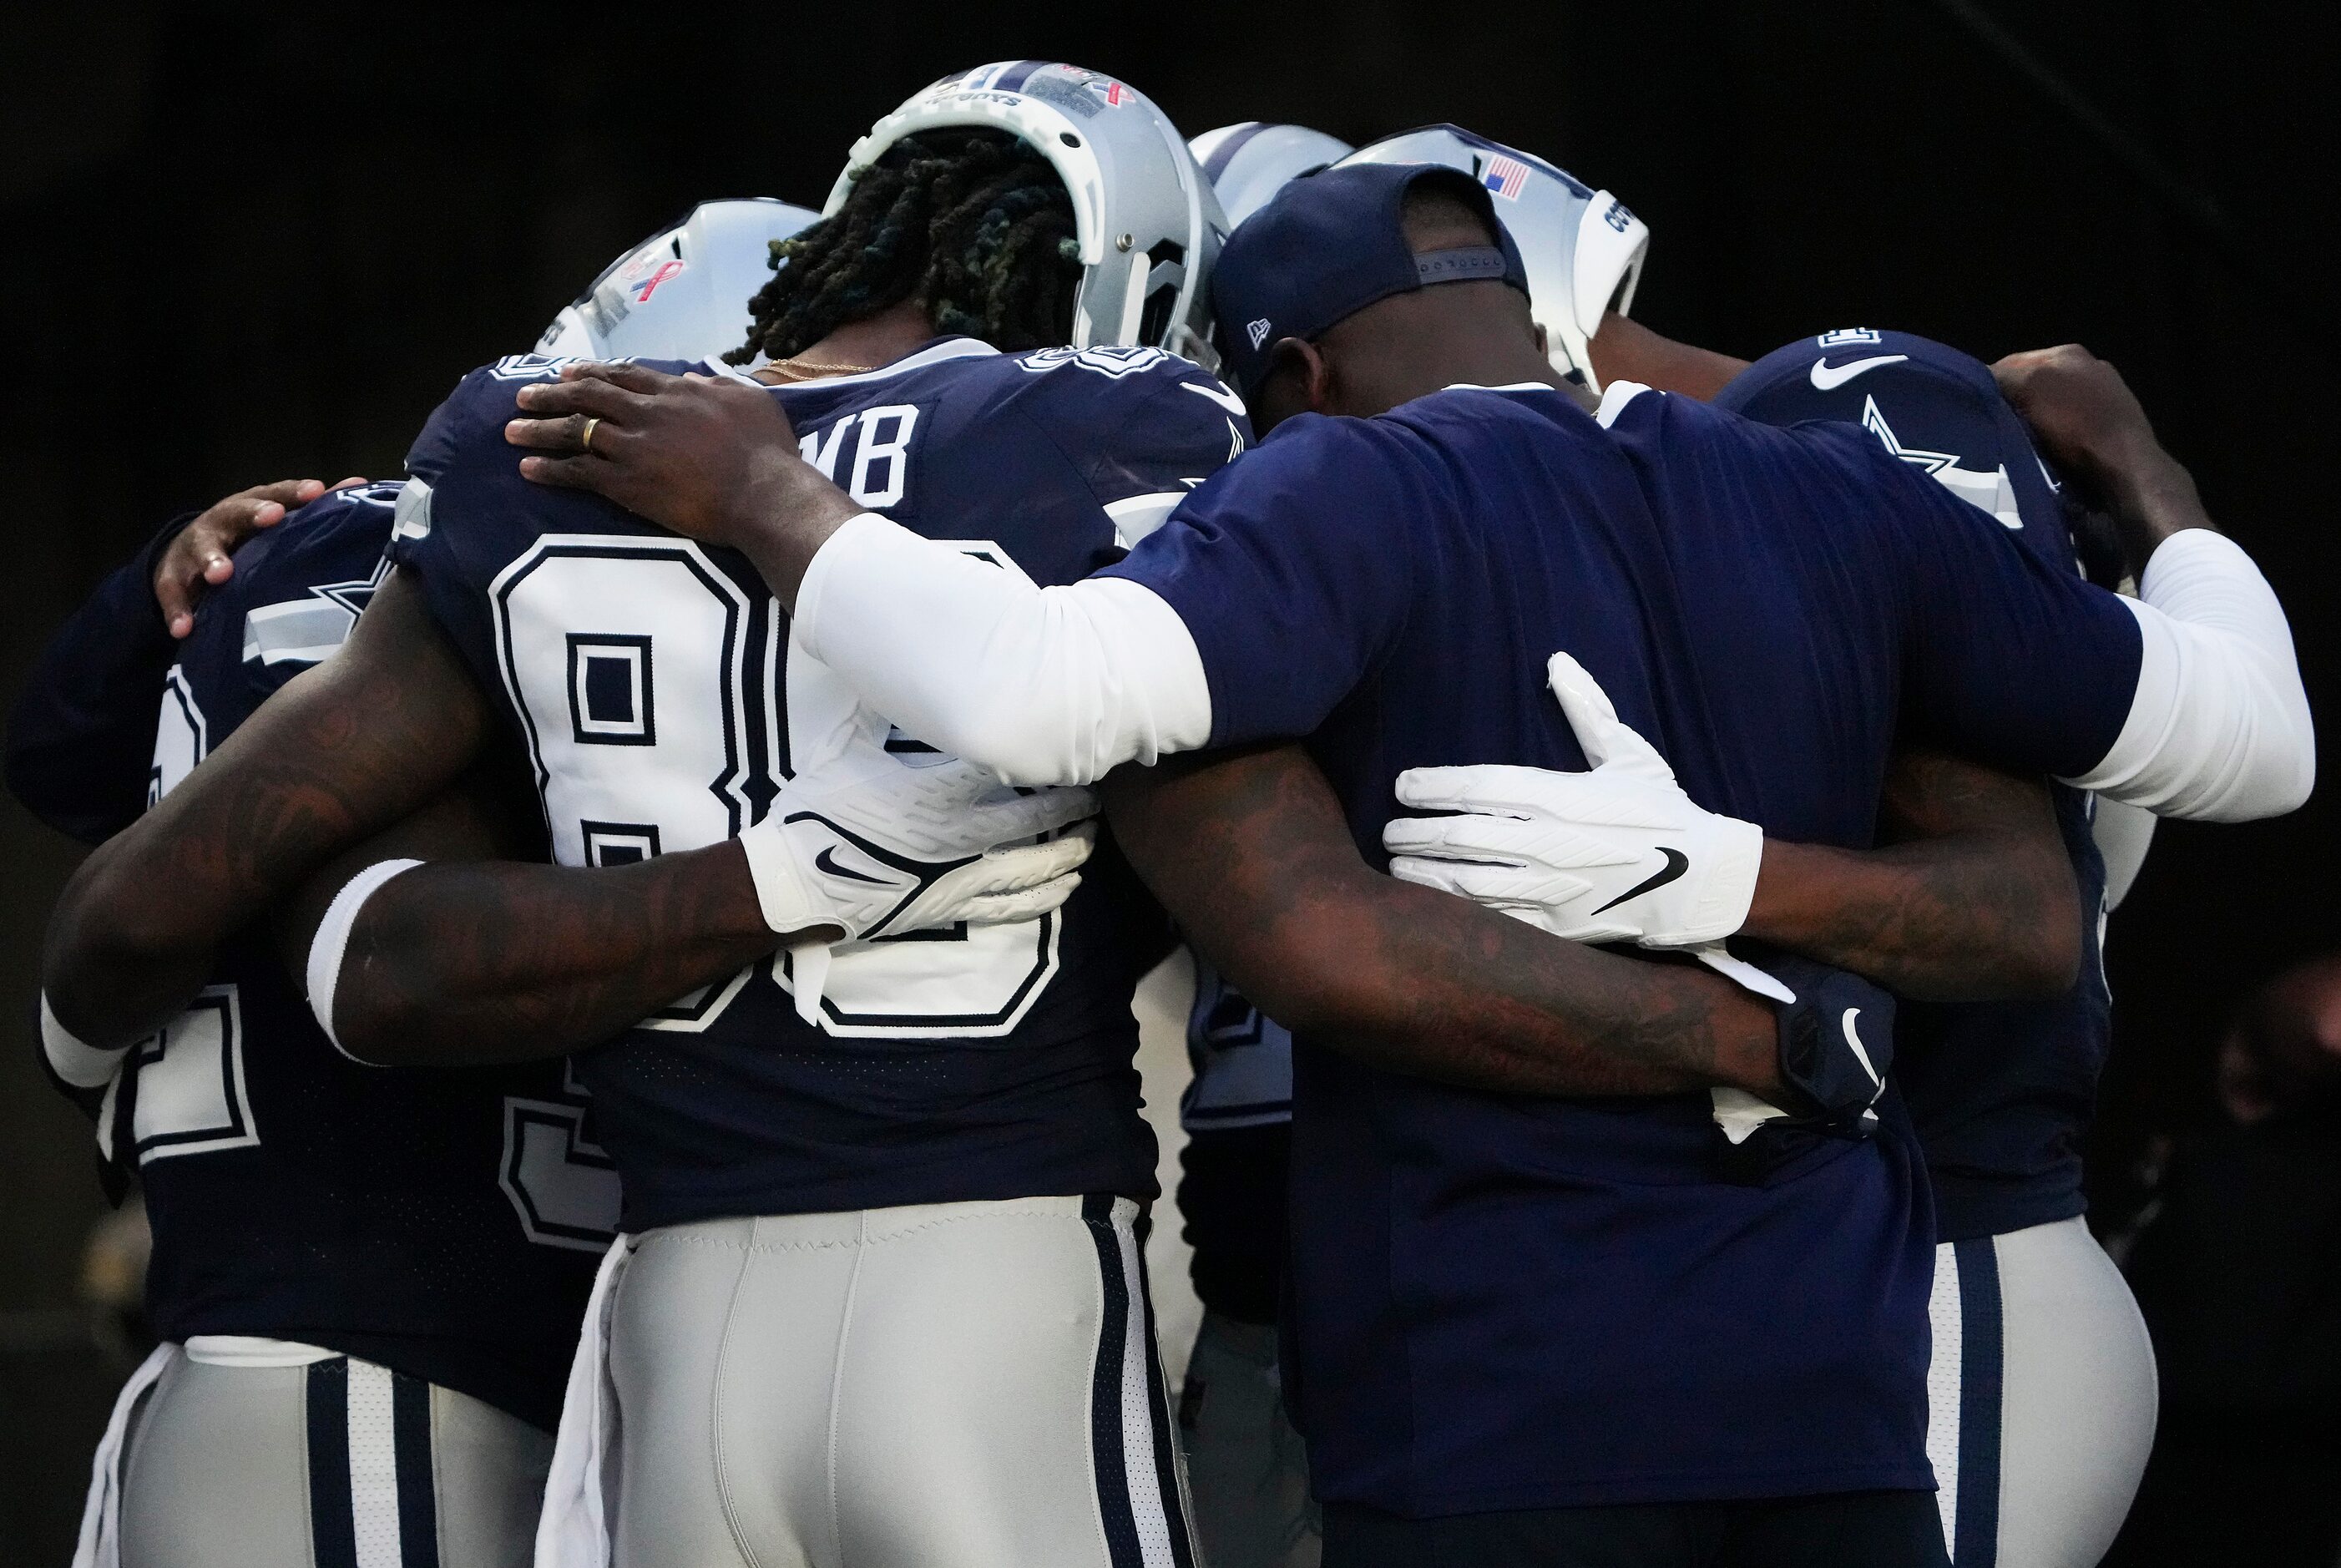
[1706,953,1897,1185]
[1382,652,1762,947]
[736,753,1096,1022]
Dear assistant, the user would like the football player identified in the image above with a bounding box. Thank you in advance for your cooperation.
[17,478,603,1568]
[8,196,1059,1568]
[1332,124,2182,1568]
[1179,121,2189,1568]
[48,77,2016,1568]
[495,161,2308,1565]
[43,65,1226,1568]
[1170,122,1355,1568]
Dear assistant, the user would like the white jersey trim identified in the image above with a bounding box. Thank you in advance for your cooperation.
[1595,378,1652,428]
[183,1335,337,1368]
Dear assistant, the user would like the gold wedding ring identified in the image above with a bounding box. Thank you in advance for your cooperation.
[579,415,600,453]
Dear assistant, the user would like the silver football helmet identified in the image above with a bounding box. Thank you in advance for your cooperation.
[1339,125,1648,391]
[830,62,1227,369]
[536,198,821,361]
[1187,123,1353,226]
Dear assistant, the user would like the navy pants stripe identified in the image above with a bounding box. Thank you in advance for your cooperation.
[1951,1237,2005,1568]
[1086,1192,1146,1568]
[392,1371,442,1568]
[306,1359,360,1568]
[304,1356,442,1568]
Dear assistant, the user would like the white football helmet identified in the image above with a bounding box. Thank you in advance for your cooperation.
[1339,125,1648,391]
[830,62,1226,369]
[537,198,821,361]
[1187,123,1353,226]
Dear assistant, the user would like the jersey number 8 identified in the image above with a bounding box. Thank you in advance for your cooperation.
[490,536,1062,1039]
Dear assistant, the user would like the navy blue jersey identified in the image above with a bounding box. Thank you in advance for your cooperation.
[1716,329,2114,1242]
[1176,955,1293,1323]
[14,484,611,1431]
[1105,384,2141,1513]
[394,341,1243,1231]
[8,514,190,844]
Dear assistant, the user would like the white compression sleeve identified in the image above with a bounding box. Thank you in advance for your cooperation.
[2061,529,2314,822]
[305,857,423,1060]
[793,513,1214,787]
[41,993,123,1089]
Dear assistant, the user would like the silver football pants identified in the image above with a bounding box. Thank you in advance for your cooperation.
[1926,1215,2160,1568]
[110,1344,549,1568]
[1176,1312,1321,1568]
[603,1194,1196,1568]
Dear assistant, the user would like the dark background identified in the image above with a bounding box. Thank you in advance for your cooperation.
[3,0,2332,1555]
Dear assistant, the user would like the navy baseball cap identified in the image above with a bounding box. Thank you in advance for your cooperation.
[1211,161,1531,396]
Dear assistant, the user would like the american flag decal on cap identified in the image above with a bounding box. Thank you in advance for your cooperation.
[1481,154,1530,200]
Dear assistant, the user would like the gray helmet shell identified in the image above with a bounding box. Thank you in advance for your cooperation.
[1339,125,1647,391]
[538,198,820,362]
[1188,123,1354,226]
[831,62,1226,371]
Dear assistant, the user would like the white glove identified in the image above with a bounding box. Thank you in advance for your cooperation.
[739,751,1097,1023]
[1382,651,1762,948]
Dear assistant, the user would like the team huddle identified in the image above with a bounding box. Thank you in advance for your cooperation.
[14,59,2314,1568]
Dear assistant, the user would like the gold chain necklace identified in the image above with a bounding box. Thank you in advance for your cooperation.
[764,353,877,380]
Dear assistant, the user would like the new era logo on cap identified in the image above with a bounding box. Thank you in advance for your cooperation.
[1247,318,1272,349]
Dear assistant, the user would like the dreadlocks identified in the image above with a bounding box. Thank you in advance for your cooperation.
[727,131,1082,365]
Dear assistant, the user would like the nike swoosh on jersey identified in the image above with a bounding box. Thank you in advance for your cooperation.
[813,846,890,885]
[1808,354,1909,392]
[1590,846,1689,915]
[1180,379,1250,417]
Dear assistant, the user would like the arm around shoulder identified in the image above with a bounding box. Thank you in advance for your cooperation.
[41,569,492,1049]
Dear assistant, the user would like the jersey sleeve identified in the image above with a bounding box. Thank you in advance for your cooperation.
[388,364,502,577]
[4,513,188,842]
[1014,349,1253,548]
[1079,364,1251,547]
[1858,437,2144,776]
[230,486,399,709]
[1099,414,1424,748]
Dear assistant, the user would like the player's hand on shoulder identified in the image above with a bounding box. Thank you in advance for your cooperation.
[505,361,817,547]
[154,476,359,637]
[1382,653,1762,948]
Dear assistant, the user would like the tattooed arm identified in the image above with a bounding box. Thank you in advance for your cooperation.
[1105,745,1782,1098]
[270,756,779,1067]
[1741,747,2082,1002]
[42,570,492,1048]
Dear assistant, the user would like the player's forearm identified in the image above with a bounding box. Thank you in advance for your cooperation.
[1746,838,2079,1002]
[1105,746,1779,1098]
[1743,751,2082,1002]
[41,571,488,1047]
[326,845,779,1065]
[2082,429,2216,577]
[726,455,866,613]
[1277,876,1778,1096]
